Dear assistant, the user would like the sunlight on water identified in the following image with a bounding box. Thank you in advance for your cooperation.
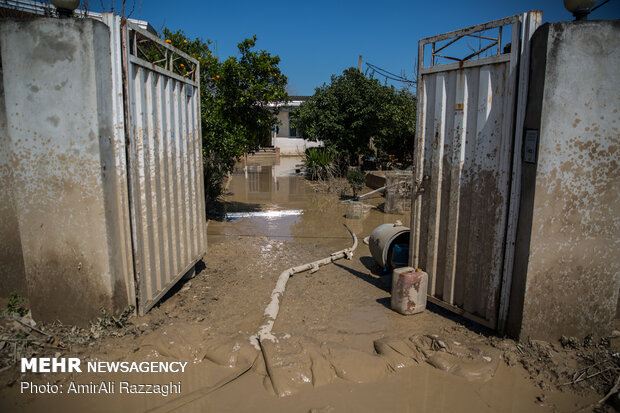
[224,210,303,221]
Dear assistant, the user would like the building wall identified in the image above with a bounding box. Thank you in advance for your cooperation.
[0,18,131,324]
[273,136,322,155]
[508,21,620,340]
[272,108,322,155]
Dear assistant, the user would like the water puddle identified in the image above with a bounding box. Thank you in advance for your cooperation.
[208,155,411,247]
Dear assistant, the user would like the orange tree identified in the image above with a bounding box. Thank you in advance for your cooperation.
[162,30,288,201]
[296,68,416,168]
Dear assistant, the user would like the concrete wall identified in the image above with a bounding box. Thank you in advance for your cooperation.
[273,136,322,155]
[0,18,132,324]
[0,66,28,297]
[508,21,620,340]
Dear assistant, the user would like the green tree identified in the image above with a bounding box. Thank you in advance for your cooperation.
[162,30,288,201]
[372,86,417,163]
[296,68,416,166]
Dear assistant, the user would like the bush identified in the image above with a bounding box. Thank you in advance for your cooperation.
[304,147,337,180]
[346,169,366,197]
[5,292,28,317]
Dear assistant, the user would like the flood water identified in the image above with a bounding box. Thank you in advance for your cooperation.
[208,156,410,249]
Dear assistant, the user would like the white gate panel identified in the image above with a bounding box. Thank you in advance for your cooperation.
[106,16,208,315]
[411,12,541,329]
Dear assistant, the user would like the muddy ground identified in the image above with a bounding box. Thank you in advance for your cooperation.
[1,156,619,412]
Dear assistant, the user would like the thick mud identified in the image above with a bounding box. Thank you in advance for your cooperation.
[0,155,616,412]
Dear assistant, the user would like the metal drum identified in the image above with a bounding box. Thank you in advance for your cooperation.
[368,223,410,269]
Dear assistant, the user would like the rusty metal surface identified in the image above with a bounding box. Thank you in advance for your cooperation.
[411,13,531,329]
[117,19,207,314]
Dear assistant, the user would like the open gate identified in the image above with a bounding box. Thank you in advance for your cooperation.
[104,15,208,315]
[410,12,541,330]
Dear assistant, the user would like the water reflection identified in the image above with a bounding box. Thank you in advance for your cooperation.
[229,157,306,206]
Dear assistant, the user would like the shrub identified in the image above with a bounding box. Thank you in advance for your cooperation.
[5,292,28,317]
[346,168,366,197]
[304,147,337,180]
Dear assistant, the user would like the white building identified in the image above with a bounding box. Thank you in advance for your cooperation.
[270,96,322,155]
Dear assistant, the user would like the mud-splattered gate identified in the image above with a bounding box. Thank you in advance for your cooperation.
[410,12,541,330]
[104,15,208,315]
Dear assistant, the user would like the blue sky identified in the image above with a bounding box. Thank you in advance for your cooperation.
[89,0,620,95]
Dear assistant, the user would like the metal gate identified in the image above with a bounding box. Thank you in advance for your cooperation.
[410,12,541,330]
[105,15,208,315]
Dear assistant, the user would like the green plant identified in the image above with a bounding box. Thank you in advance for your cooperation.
[5,292,28,317]
[346,169,366,197]
[296,68,416,166]
[304,147,337,180]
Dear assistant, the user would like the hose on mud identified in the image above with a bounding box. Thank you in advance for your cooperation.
[251,224,358,349]
[253,224,358,397]
[147,225,359,410]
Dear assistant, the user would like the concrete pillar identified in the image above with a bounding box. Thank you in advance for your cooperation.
[0,18,132,324]
[508,21,620,340]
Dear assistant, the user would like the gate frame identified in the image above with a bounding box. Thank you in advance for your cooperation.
[410,11,542,331]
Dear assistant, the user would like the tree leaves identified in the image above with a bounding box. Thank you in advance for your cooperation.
[296,68,416,165]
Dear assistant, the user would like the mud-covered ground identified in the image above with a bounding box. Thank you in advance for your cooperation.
[1,156,619,412]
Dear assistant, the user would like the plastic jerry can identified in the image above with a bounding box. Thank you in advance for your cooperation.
[391,267,428,315]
